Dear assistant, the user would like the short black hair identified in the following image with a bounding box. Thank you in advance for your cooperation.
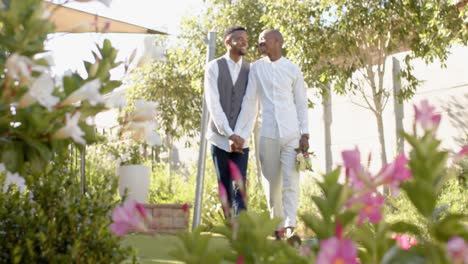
[223,26,247,40]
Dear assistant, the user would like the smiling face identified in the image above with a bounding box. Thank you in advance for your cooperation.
[258,30,280,57]
[226,30,249,56]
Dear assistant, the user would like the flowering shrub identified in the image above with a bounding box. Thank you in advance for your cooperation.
[0,0,123,179]
[110,100,468,263]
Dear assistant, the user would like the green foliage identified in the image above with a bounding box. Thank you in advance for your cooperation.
[173,212,313,264]
[298,118,468,263]
[126,47,202,141]
[0,163,134,263]
[170,227,226,263]
[0,0,122,175]
[262,0,465,166]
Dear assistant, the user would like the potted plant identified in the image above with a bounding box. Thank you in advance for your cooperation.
[104,100,162,203]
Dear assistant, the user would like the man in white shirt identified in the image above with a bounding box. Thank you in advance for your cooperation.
[204,26,250,218]
[234,29,309,240]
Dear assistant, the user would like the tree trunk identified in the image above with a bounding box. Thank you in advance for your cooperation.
[166,134,173,192]
[375,112,388,166]
[323,85,333,173]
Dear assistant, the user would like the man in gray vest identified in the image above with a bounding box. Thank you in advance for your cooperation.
[204,26,250,218]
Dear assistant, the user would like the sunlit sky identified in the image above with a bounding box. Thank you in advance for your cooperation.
[46,0,204,78]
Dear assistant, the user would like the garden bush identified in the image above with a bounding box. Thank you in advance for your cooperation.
[0,162,135,263]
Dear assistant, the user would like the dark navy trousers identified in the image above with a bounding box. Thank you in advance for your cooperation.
[211,145,249,217]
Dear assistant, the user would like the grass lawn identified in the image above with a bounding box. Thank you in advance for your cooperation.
[123,233,230,263]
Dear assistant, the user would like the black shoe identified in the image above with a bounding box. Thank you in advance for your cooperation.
[274,230,282,240]
[285,227,302,247]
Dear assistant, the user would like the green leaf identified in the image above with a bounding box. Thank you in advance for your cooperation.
[62,75,81,95]
[2,141,24,173]
[402,181,437,218]
[388,221,422,236]
[337,211,357,228]
[300,213,331,239]
[311,195,331,220]
[432,214,468,241]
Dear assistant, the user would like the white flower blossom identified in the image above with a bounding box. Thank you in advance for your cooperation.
[137,36,166,66]
[105,92,127,109]
[6,53,34,82]
[125,121,161,146]
[61,79,103,106]
[0,163,26,192]
[52,112,86,145]
[18,73,59,111]
[131,100,158,122]
[34,52,55,66]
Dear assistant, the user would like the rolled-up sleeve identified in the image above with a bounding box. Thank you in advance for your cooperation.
[204,61,234,137]
[292,67,309,134]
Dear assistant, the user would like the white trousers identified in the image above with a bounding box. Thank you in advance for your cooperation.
[259,136,300,229]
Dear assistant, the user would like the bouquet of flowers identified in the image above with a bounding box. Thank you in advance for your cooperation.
[295,147,314,172]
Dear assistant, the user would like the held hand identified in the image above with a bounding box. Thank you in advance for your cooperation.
[229,134,245,154]
[299,134,309,152]
[230,142,244,154]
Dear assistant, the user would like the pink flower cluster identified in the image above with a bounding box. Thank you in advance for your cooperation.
[414,99,441,131]
[110,199,154,236]
[447,237,468,264]
[218,161,248,219]
[392,233,418,250]
[316,224,359,264]
[342,147,412,225]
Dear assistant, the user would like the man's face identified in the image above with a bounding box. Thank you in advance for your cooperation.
[227,30,249,56]
[258,32,276,55]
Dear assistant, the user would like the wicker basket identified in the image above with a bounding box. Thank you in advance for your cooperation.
[143,203,191,233]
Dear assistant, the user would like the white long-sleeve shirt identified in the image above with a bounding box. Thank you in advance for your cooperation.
[234,56,309,142]
[204,54,249,151]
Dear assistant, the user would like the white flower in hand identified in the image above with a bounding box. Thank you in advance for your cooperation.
[61,79,103,106]
[130,100,159,122]
[52,112,86,145]
[18,73,59,111]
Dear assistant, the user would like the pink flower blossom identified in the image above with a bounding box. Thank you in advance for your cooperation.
[218,182,230,218]
[414,100,441,131]
[316,236,359,264]
[342,148,371,190]
[110,199,153,236]
[453,145,468,163]
[228,160,246,202]
[447,236,468,264]
[181,203,190,213]
[376,154,412,196]
[356,192,385,225]
[236,254,244,264]
[392,233,418,250]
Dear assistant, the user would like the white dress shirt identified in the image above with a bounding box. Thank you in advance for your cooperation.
[234,56,309,141]
[204,53,249,152]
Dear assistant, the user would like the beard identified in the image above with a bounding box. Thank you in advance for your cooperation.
[238,47,247,56]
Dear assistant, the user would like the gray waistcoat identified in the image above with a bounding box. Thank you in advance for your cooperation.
[209,57,250,135]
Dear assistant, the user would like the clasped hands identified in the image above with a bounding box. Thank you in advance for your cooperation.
[229,134,245,154]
